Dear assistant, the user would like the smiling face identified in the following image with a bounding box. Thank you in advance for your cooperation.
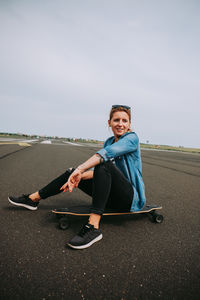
[108,111,131,141]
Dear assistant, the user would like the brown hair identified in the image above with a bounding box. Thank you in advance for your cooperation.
[109,106,131,122]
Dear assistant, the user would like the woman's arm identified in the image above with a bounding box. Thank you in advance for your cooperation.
[81,170,94,180]
[97,132,139,161]
[60,154,102,192]
[77,153,103,173]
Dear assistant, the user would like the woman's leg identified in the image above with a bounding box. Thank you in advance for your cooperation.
[67,161,134,249]
[91,161,134,215]
[36,168,74,200]
[8,168,76,210]
[34,168,94,200]
[84,161,133,229]
[8,168,92,212]
[31,161,133,228]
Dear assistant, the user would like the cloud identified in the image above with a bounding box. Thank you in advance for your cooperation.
[0,0,200,147]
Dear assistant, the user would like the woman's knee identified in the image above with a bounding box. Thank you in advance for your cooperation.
[65,167,75,176]
[94,161,111,172]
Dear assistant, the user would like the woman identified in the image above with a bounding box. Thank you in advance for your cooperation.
[8,105,146,249]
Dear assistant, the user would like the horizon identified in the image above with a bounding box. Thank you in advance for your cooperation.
[1,131,200,149]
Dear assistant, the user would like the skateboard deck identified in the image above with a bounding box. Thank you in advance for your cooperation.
[52,204,163,230]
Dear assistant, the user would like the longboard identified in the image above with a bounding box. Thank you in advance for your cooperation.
[52,204,163,230]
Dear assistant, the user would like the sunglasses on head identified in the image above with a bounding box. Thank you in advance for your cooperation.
[112,105,131,110]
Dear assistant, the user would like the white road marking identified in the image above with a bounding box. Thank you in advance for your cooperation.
[40,140,52,144]
[63,141,83,146]
[20,139,38,143]
[0,138,19,141]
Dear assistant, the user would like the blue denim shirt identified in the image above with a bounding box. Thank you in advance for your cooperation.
[97,132,146,211]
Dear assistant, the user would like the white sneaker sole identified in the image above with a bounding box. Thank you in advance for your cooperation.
[8,197,38,211]
[68,233,103,250]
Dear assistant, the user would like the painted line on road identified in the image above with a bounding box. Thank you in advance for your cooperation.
[63,141,83,146]
[40,140,52,144]
[18,143,31,147]
[0,142,31,147]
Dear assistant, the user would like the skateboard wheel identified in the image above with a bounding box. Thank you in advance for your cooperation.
[154,214,164,224]
[59,217,70,230]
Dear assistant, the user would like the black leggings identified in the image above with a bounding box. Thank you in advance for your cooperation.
[39,161,134,215]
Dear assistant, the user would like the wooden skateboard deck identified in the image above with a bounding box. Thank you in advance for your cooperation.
[52,204,163,230]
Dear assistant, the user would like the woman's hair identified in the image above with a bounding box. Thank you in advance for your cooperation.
[109,106,131,122]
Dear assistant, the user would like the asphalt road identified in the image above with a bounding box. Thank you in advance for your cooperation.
[0,140,200,300]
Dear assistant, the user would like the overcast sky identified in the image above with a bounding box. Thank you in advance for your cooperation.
[0,0,199,148]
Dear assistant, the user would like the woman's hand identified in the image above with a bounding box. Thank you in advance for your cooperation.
[60,169,82,193]
[60,153,103,193]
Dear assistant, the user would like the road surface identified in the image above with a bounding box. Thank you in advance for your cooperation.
[0,139,199,299]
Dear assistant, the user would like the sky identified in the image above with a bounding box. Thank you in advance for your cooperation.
[0,0,200,148]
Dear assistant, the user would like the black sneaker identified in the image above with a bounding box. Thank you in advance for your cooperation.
[8,194,39,211]
[68,223,103,250]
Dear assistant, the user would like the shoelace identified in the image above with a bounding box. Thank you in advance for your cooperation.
[78,224,93,237]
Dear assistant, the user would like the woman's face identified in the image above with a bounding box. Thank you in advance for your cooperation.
[108,111,131,140]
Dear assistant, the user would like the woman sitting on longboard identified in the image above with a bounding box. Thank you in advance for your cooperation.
[8,105,146,249]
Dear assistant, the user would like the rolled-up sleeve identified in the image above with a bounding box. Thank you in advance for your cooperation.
[97,133,139,162]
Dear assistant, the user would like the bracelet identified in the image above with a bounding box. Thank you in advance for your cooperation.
[99,156,104,164]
